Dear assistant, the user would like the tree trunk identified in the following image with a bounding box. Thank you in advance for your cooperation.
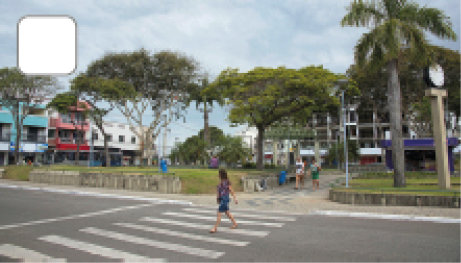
[15,109,20,165]
[104,137,110,168]
[75,128,80,165]
[256,125,265,170]
[388,59,406,187]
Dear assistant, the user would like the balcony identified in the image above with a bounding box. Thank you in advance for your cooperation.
[21,133,46,143]
[49,137,88,145]
[0,132,10,142]
[49,117,90,131]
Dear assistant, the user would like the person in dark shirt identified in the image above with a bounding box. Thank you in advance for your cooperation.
[210,169,238,233]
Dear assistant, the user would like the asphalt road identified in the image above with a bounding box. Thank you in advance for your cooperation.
[0,187,459,262]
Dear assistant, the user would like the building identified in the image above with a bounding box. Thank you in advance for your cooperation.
[235,103,461,168]
[0,103,48,165]
[47,102,90,164]
[87,121,147,166]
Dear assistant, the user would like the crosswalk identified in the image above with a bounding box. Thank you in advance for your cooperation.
[0,206,299,262]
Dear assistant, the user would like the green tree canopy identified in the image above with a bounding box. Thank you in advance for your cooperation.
[203,65,360,170]
[341,0,457,188]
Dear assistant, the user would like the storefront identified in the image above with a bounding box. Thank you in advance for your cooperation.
[380,138,459,173]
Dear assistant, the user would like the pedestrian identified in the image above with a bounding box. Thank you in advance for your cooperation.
[310,158,321,190]
[210,169,238,233]
[294,156,305,190]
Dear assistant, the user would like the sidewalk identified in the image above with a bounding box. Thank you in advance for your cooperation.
[1,177,460,219]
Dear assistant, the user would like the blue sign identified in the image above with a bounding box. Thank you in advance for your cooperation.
[36,144,48,152]
[380,138,459,148]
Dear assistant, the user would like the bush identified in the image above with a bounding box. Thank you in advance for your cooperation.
[242,162,257,169]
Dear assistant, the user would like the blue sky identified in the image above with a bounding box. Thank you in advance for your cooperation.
[1,0,459,152]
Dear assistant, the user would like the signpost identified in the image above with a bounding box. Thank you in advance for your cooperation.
[423,64,450,189]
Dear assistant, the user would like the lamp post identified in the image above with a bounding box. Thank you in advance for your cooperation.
[175,137,179,165]
[337,79,349,187]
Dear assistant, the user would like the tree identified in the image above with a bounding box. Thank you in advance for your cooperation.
[326,138,361,167]
[341,0,457,187]
[216,135,252,168]
[186,76,225,149]
[70,74,134,167]
[0,67,61,164]
[47,92,90,165]
[85,49,201,166]
[204,66,359,170]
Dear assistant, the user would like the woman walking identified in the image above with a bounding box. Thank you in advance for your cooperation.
[310,158,321,190]
[210,169,238,233]
[295,156,305,190]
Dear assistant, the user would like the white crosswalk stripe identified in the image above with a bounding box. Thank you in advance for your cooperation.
[81,227,225,259]
[182,208,297,221]
[39,235,162,262]
[140,217,269,237]
[163,212,284,227]
[114,222,249,246]
[0,244,66,262]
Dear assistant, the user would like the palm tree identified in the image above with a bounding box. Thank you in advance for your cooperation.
[186,76,225,148]
[341,0,457,187]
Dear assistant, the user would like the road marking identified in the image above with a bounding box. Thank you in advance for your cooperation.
[0,244,66,262]
[39,235,163,262]
[0,203,154,231]
[182,208,296,221]
[190,203,305,215]
[115,222,249,247]
[81,227,224,259]
[0,183,192,206]
[309,210,461,224]
[140,217,269,237]
[163,212,284,227]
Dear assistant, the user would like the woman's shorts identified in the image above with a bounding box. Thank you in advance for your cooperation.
[218,196,230,213]
[312,171,319,180]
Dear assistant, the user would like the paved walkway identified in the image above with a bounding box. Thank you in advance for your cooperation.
[1,176,460,219]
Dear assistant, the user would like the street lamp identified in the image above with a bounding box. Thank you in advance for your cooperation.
[175,137,179,165]
[337,79,349,187]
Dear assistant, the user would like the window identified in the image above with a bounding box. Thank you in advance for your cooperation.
[131,136,136,144]
[349,111,356,122]
[47,129,55,138]
[119,135,125,143]
[92,133,98,141]
[106,134,112,142]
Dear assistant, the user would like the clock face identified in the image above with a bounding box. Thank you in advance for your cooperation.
[428,64,444,87]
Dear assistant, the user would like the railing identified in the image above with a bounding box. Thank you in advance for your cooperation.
[21,134,46,143]
[0,132,10,142]
[57,137,88,144]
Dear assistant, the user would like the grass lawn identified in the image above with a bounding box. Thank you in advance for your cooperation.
[5,165,290,194]
[333,177,461,197]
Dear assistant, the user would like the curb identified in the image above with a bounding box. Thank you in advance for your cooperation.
[308,210,461,224]
[0,183,193,206]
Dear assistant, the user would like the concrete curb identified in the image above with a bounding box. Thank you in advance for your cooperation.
[329,189,460,208]
[308,210,461,224]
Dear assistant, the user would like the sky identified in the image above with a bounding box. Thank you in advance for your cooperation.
[1,0,460,153]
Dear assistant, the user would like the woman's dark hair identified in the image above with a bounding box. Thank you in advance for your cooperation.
[219,169,228,180]
[312,158,316,162]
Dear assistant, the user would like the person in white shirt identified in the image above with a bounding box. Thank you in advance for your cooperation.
[294,156,305,190]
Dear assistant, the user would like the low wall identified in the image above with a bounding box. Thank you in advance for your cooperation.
[345,165,387,173]
[329,189,460,208]
[29,170,181,194]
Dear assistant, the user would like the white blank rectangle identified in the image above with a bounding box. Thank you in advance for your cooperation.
[18,15,76,75]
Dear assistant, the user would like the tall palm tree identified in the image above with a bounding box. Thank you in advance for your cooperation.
[186,75,225,147]
[341,0,457,187]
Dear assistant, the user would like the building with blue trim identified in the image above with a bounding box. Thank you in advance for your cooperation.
[0,103,48,165]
